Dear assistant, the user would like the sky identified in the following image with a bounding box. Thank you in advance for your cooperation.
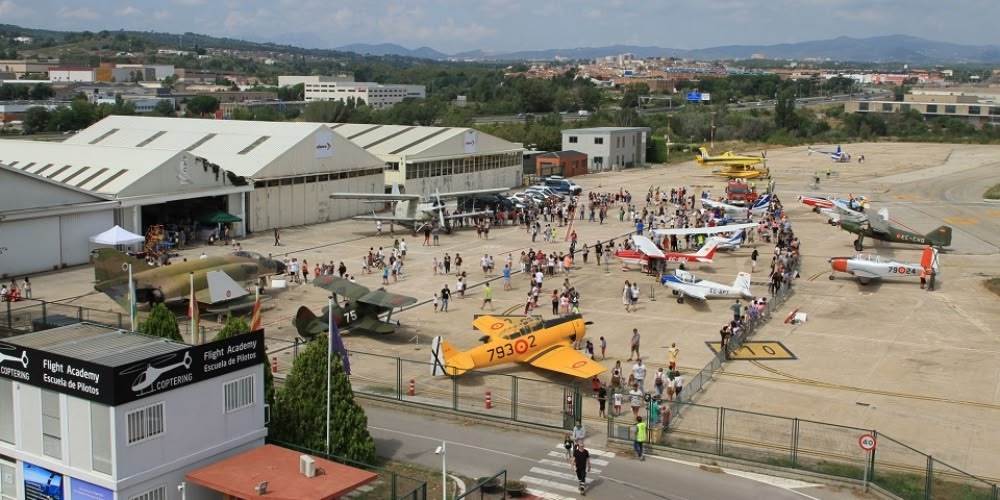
[1,0,998,54]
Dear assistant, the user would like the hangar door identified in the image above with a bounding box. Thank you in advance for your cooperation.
[60,211,114,266]
[0,218,60,278]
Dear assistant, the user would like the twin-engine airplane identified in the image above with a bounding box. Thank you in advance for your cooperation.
[92,249,284,311]
[839,208,952,251]
[330,184,510,232]
[430,314,606,378]
[703,193,773,220]
[808,145,851,162]
[293,276,417,338]
[615,235,719,268]
[695,147,769,179]
[660,270,753,304]
[828,247,939,285]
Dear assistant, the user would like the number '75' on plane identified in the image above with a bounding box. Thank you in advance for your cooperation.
[430,314,606,379]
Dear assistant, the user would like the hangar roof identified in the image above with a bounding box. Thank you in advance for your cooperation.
[327,123,523,160]
[0,140,186,197]
[65,116,339,178]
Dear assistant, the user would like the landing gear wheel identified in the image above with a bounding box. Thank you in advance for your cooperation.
[828,275,835,280]
[677,297,684,304]
[671,290,678,296]
[854,239,863,251]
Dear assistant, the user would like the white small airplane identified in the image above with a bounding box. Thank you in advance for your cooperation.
[702,193,773,220]
[829,247,938,285]
[616,235,719,267]
[817,199,867,225]
[660,270,753,304]
[330,184,510,232]
[705,231,745,251]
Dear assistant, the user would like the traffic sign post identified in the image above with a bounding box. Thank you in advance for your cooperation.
[858,433,877,492]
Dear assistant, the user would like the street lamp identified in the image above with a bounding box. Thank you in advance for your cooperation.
[325,294,334,454]
[435,442,447,500]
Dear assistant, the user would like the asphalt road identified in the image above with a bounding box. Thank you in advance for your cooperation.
[363,403,871,500]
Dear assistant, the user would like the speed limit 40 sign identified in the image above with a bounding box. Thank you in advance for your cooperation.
[859,433,877,451]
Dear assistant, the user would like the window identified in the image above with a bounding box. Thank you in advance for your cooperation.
[944,105,956,114]
[126,402,165,445]
[41,390,61,459]
[224,375,255,413]
[1,460,14,500]
[91,403,112,474]
[882,103,894,112]
[990,106,1000,116]
[129,486,166,500]
[969,106,981,115]
[594,137,604,145]
[0,380,12,445]
[858,102,869,111]
[926,104,938,113]
[568,136,578,143]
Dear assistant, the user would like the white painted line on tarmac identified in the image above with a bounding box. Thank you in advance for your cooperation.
[525,488,576,500]
[522,475,583,493]
[647,454,824,499]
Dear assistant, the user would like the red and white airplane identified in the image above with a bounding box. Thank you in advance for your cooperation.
[799,195,867,211]
[616,235,719,268]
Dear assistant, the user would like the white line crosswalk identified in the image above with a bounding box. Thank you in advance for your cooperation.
[519,444,617,499]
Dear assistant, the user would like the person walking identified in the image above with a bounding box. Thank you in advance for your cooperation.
[481,282,494,310]
[599,336,607,359]
[572,420,586,445]
[597,382,608,418]
[628,328,641,361]
[440,285,451,312]
[751,248,759,273]
[632,358,646,393]
[628,383,643,420]
[573,442,592,495]
[667,343,679,371]
[273,228,280,246]
[634,416,647,461]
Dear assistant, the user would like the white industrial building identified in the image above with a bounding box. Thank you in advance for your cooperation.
[64,116,386,234]
[328,123,523,195]
[48,67,95,83]
[561,126,651,171]
[0,323,267,500]
[304,82,426,109]
[278,75,354,87]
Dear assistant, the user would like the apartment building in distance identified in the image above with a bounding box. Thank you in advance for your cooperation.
[0,324,267,500]
[304,81,426,109]
[561,127,650,172]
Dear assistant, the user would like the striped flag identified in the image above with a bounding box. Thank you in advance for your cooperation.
[250,287,262,331]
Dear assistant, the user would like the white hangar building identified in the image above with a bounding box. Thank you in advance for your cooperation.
[0,144,250,278]
[327,123,524,195]
[64,116,386,233]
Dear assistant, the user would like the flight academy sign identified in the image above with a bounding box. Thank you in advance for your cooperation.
[0,330,265,406]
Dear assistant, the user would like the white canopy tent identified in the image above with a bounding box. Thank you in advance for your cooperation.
[89,225,145,246]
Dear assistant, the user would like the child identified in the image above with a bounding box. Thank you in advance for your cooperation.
[564,434,573,460]
[599,336,607,359]
[613,390,623,417]
[433,293,440,312]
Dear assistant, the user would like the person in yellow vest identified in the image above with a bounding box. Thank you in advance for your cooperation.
[634,416,647,461]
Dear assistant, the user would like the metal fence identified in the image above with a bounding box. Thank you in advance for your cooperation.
[609,403,998,500]
[268,439,426,500]
[347,350,581,431]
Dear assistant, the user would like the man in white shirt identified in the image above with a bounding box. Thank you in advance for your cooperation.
[672,371,685,401]
[632,359,647,393]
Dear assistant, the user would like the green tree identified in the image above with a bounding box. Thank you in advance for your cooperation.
[213,314,275,415]
[22,106,50,133]
[141,303,183,341]
[270,336,376,464]
[29,83,54,100]
[774,90,797,130]
[277,83,304,101]
[186,95,221,116]
[621,83,650,109]
[152,100,176,117]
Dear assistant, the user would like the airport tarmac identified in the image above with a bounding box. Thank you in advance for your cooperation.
[22,141,1000,482]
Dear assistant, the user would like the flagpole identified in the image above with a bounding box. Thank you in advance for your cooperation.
[128,264,135,331]
[326,294,333,454]
[190,272,196,345]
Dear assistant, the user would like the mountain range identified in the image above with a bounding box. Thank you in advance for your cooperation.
[336,35,1000,63]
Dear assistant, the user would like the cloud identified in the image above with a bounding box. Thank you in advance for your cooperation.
[116,6,141,16]
[328,9,354,27]
[153,10,171,20]
[0,0,33,19]
[57,6,99,20]
[173,0,205,5]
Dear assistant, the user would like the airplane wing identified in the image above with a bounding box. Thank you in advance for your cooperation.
[660,277,708,300]
[526,344,607,378]
[330,193,421,201]
[312,275,372,300]
[630,235,666,259]
[350,214,424,224]
[852,269,882,280]
[868,208,891,234]
[358,288,418,309]
[473,315,521,339]
[196,270,250,304]
[437,187,511,198]
[651,223,757,237]
[444,209,493,220]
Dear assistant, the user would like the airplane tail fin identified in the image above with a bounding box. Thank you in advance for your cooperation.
[927,226,952,247]
[431,336,470,376]
[694,241,719,259]
[292,306,322,341]
[696,147,710,164]
[732,272,752,297]
[751,194,772,210]
[92,248,153,287]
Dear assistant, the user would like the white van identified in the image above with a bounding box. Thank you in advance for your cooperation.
[541,176,583,195]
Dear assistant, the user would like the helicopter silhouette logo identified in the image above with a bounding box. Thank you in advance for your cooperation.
[119,351,193,396]
[0,343,29,369]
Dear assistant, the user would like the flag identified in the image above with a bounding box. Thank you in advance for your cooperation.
[329,309,351,376]
[189,273,199,343]
[250,287,262,331]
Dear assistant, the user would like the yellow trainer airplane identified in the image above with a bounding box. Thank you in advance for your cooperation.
[695,147,769,179]
[430,314,606,378]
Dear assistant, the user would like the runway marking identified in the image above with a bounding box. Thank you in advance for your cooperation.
[730,361,1000,411]
[942,217,979,225]
[892,194,921,200]
[986,210,1000,217]
[706,341,796,360]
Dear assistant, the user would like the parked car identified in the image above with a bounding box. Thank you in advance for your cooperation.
[540,176,583,196]
[458,194,514,213]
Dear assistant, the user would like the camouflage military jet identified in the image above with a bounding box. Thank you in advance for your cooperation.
[92,248,285,310]
[292,276,417,338]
